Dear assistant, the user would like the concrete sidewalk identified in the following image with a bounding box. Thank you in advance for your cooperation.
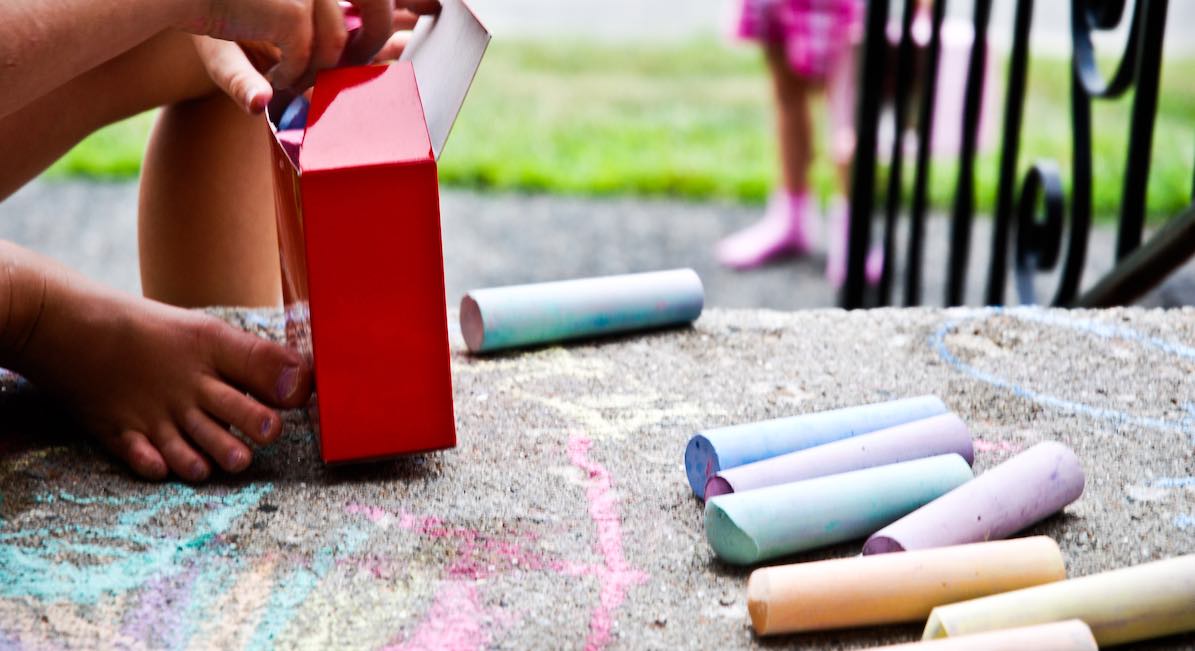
[1,306,1193,649]
[1,179,1192,310]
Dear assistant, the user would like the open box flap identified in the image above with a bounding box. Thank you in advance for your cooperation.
[399,0,491,160]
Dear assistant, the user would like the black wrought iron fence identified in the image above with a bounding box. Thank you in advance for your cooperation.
[842,0,1195,308]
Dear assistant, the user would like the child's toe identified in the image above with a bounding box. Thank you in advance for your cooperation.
[181,408,254,473]
[199,378,284,446]
[206,320,312,408]
[107,430,169,481]
[151,425,211,482]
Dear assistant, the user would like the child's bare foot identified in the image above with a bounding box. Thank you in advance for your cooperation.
[0,242,311,481]
[824,195,883,288]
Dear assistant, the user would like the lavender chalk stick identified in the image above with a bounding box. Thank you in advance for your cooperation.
[704,454,974,565]
[685,395,948,498]
[864,441,1084,554]
[459,269,703,353]
[706,413,973,498]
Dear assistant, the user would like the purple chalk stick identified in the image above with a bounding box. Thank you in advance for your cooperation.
[863,441,1084,554]
[704,413,973,498]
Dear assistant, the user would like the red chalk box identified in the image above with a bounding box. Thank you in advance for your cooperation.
[268,0,490,463]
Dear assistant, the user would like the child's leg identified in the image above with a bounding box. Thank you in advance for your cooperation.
[0,32,214,201]
[716,43,817,270]
[138,91,281,307]
[0,30,282,309]
[0,31,307,480]
[823,41,882,286]
[770,44,816,197]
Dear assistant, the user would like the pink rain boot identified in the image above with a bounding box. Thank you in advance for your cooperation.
[825,196,883,288]
[716,190,814,270]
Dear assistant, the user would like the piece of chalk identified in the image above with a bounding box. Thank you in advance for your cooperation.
[459,269,703,353]
[686,395,948,498]
[923,554,1195,646]
[704,454,973,565]
[747,537,1065,635]
[706,413,972,498]
[866,620,1096,650]
[277,96,310,131]
[864,441,1083,554]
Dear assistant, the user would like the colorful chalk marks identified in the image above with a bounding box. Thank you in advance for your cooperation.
[931,308,1195,439]
[0,484,271,603]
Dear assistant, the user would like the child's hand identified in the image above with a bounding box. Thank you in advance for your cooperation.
[373,1,442,62]
[184,0,438,114]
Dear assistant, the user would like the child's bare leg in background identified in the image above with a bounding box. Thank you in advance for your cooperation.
[139,86,281,308]
[716,43,817,270]
[0,31,308,480]
[823,42,882,286]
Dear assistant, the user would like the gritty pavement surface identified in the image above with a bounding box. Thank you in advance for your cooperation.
[1,179,1193,310]
[1,306,1194,649]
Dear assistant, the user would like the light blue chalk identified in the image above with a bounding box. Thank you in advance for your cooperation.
[704,454,974,565]
[460,269,704,352]
[684,395,948,498]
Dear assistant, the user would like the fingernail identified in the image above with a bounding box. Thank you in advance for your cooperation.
[276,365,300,401]
[247,89,271,114]
[260,415,275,441]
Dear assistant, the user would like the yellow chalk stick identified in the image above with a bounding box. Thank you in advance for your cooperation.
[866,620,1096,650]
[924,554,1195,646]
[747,537,1065,635]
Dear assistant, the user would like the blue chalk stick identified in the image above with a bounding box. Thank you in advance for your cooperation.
[684,395,948,498]
[277,96,310,131]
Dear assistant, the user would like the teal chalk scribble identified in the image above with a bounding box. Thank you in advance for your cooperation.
[0,483,272,604]
[246,526,368,651]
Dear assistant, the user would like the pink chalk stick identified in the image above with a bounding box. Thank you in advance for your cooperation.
[864,441,1084,554]
[705,414,973,498]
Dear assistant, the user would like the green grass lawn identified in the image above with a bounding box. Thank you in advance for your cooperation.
[47,38,1194,220]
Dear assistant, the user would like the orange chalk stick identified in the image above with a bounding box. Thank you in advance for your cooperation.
[747,537,1066,635]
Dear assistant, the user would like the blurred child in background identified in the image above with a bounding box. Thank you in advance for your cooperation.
[716,0,880,286]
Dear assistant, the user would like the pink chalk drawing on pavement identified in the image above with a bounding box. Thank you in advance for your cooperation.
[567,434,650,651]
[346,434,648,651]
[382,582,488,651]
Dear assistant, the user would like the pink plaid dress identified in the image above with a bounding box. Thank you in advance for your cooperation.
[737,0,864,78]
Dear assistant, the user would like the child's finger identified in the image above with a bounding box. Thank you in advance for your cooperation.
[105,430,168,481]
[150,424,211,483]
[344,0,396,66]
[372,30,411,63]
[266,3,315,90]
[181,409,254,473]
[193,36,273,114]
[301,0,351,86]
[392,9,421,32]
[397,0,441,15]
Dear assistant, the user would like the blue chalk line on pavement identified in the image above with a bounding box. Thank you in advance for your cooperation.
[929,307,1195,441]
[0,483,272,603]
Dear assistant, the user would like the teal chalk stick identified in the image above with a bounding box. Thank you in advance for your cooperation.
[685,395,948,498]
[459,269,703,353]
[703,454,974,565]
